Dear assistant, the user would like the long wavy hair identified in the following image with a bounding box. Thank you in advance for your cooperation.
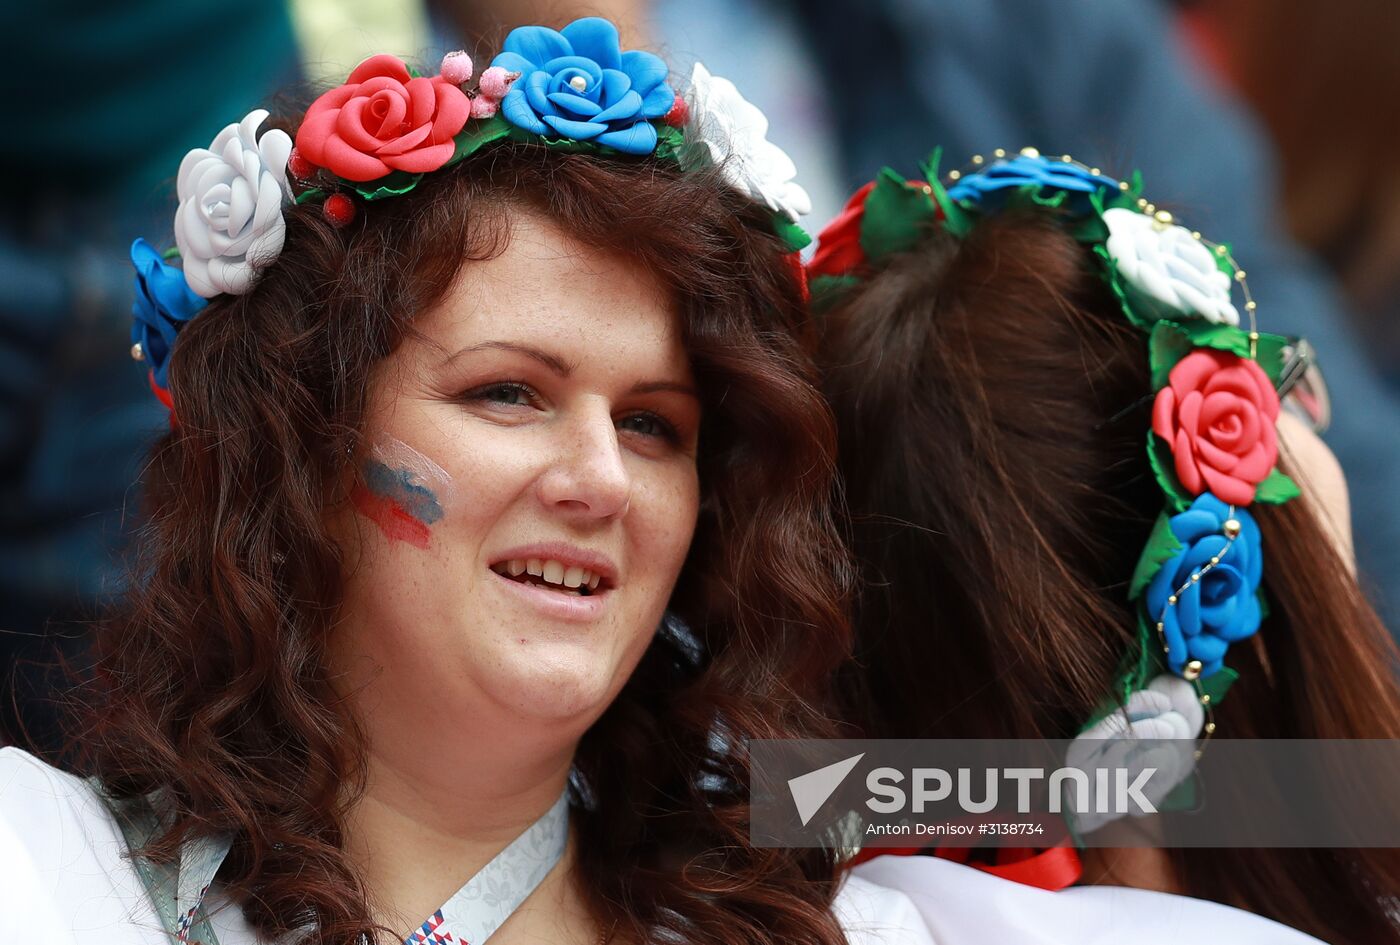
[818,210,1400,943]
[71,140,854,945]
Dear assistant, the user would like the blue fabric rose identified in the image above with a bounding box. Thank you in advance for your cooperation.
[947,154,1119,206]
[490,17,675,155]
[131,238,206,390]
[1145,492,1263,678]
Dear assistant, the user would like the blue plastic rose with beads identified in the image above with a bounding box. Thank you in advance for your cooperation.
[491,17,675,155]
[130,238,207,391]
[1144,492,1263,679]
[946,151,1120,206]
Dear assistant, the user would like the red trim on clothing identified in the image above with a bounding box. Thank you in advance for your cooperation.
[847,822,1083,892]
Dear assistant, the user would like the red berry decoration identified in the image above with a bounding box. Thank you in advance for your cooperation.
[323,193,357,227]
[663,96,689,128]
[287,147,318,182]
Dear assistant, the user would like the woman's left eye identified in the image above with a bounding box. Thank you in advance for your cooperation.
[618,412,678,442]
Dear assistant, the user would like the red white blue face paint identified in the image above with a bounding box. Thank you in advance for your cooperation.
[351,435,456,549]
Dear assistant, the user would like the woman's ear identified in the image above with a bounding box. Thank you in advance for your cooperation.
[1276,411,1354,572]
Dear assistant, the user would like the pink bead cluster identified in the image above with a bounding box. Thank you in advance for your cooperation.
[439,51,519,119]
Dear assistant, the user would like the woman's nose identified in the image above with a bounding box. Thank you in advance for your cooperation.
[535,407,632,520]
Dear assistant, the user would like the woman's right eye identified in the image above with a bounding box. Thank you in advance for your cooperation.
[462,381,539,408]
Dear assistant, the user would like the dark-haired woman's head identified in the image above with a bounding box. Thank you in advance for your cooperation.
[821,211,1157,737]
[86,137,852,945]
[816,185,1400,942]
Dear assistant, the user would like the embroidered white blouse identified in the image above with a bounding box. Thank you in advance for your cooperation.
[0,747,1324,944]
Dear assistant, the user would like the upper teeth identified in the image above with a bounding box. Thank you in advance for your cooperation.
[498,558,602,589]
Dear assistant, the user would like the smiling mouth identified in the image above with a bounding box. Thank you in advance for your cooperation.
[489,558,610,597]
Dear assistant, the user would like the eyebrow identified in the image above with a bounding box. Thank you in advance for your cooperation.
[441,340,699,399]
[441,341,577,376]
[631,380,699,399]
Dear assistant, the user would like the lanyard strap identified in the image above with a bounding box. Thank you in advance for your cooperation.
[103,785,230,944]
[403,791,571,945]
[102,782,570,945]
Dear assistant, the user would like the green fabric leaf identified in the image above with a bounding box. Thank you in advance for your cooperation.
[1253,467,1301,505]
[1148,320,1291,387]
[1212,241,1235,278]
[1175,322,1288,375]
[1103,190,1141,213]
[160,246,181,261]
[294,188,326,206]
[538,137,608,155]
[1161,773,1199,811]
[1148,320,1194,390]
[917,148,976,239]
[1147,431,1195,512]
[1174,320,1253,358]
[1199,665,1239,705]
[810,274,862,311]
[775,216,812,253]
[353,171,424,202]
[447,114,515,166]
[859,166,939,261]
[1129,511,1183,600]
[469,120,677,162]
[1252,331,1290,386]
[1068,211,1110,244]
[1028,186,1069,208]
[915,147,942,184]
[1256,587,1272,622]
[652,123,686,165]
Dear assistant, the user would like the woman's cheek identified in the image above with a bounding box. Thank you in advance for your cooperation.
[637,467,701,585]
[351,434,458,550]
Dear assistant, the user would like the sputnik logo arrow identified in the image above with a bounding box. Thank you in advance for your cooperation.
[788,753,864,827]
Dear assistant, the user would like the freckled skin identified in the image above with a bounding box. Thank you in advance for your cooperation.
[328,212,702,760]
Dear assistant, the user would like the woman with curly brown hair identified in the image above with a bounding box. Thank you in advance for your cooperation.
[0,20,935,945]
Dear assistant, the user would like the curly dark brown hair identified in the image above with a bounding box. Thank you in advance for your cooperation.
[73,140,855,945]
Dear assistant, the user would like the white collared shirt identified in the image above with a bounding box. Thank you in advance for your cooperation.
[0,747,1325,944]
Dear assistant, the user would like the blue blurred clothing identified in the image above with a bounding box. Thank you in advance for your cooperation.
[785,0,1400,620]
[3,0,298,203]
[0,0,300,748]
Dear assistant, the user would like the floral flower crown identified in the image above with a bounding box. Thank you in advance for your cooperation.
[130,17,812,405]
[809,148,1306,785]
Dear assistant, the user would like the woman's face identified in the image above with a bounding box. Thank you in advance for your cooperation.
[331,212,701,741]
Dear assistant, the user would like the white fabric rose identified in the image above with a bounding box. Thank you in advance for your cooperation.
[174,109,294,298]
[679,63,812,222]
[1103,207,1239,326]
[1063,674,1204,834]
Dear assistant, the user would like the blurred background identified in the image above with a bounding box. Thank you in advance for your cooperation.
[2,0,1397,750]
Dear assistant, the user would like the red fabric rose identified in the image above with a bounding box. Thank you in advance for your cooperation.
[1152,348,1280,506]
[295,55,472,182]
[807,181,875,278]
